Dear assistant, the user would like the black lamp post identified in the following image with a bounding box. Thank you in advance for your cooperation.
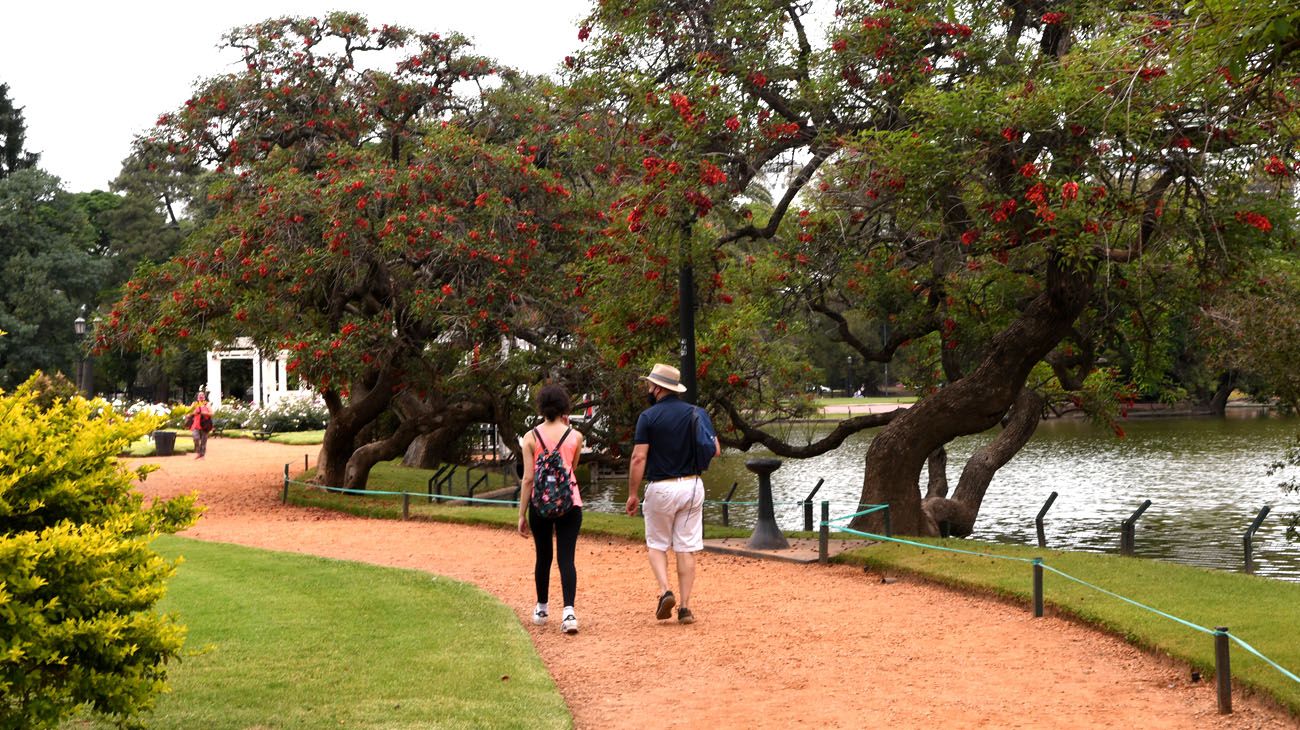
[72,309,91,396]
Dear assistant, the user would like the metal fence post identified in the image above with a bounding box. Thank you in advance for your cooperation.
[304,454,309,472]
[1215,627,1232,714]
[802,478,825,532]
[720,482,738,526]
[1032,558,1044,618]
[819,500,830,564]
[402,492,410,520]
[883,505,892,538]
[1243,505,1271,574]
[1036,492,1058,548]
[1120,499,1151,556]
[281,464,289,504]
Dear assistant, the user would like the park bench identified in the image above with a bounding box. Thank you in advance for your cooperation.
[252,430,274,441]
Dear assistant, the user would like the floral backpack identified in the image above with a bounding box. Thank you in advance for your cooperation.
[530,427,574,519]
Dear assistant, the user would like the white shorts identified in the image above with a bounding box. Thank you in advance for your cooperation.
[643,478,704,552]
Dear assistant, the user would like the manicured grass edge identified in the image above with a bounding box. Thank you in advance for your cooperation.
[284,480,855,544]
[832,540,1300,719]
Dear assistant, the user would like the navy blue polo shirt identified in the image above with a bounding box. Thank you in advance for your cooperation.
[634,395,715,481]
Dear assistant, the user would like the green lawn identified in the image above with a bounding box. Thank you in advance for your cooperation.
[120,431,193,457]
[67,536,569,729]
[814,396,917,407]
[222,428,325,445]
[287,481,756,542]
[361,459,521,498]
[836,538,1300,716]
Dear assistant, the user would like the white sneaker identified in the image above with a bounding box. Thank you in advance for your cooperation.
[532,607,548,625]
[561,612,578,634]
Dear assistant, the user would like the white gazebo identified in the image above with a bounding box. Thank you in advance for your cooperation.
[205,337,303,409]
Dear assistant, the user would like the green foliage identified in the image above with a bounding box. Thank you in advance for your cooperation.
[0,374,200,728]
[0,169,106,388]
[0,83,39,179]
[567,0,1300,465]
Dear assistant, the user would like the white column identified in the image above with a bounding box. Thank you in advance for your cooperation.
[252,352,264,408]
[278,356,289,395]
[206,352,223,410]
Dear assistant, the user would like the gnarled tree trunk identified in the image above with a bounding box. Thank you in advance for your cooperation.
[315,369,398,489]
[922,388,1045,537]
[853,261,1093,535]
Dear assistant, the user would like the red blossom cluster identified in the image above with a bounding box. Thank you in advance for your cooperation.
[1264,156,1290,177]
[930,21,972,37]
[763,121,802,140]
[699,161,728,186]
[1235,210,1272,232]
[1041,12,1067,24]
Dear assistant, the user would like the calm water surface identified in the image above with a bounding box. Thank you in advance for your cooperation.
[583,409,1300,581]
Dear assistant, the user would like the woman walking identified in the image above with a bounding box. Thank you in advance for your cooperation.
[187,390,214,459]
[517,384,584,634]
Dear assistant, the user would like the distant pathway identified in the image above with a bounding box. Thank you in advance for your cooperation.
[131,439,1294,729]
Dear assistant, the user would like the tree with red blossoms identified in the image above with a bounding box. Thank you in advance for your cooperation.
[567,0,1300,535]
[99,14,583,490]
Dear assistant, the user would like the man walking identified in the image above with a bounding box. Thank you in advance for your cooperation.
[625,363,720,624]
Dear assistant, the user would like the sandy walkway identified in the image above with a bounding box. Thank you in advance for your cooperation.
[132,439,1296,729]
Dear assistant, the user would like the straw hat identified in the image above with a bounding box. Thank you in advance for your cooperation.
[641,363,688,393]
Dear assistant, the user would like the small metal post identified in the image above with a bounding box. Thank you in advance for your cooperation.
[883,506,892,538]
[1035,491,1058,548]
[281,464,289,504]
[720,482,738,526]
[1032,558,1044,618]
[304,454,309,472]
[818,500,830,564]
[1243,505,1271,574]
[803,478,825,532]
[1120,499,1151,556]
[402,492,410,520]
[1215,627,1232,714]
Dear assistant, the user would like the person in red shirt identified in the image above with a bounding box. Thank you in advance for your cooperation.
[187,391,213,459]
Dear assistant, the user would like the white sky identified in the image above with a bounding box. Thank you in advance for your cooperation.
[2,1,592,193]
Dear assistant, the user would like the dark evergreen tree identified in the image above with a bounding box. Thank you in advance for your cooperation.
[0,83,39,179]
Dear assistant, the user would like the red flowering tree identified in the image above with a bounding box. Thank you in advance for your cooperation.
[568,0,1300,534]
[99,14,584,489]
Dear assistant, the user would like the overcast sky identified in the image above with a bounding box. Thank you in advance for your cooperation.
[2,1,591,193]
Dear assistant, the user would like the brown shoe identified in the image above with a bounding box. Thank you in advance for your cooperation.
[677,607,695,624]
[655,591,676,620]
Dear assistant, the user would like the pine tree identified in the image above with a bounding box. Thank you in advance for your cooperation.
[0,82,40,179]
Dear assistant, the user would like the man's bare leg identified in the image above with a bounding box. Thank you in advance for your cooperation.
[676,551,695,608]
[648,548,671,594]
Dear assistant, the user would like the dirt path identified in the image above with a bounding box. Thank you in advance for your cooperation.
[133,439,1296,729]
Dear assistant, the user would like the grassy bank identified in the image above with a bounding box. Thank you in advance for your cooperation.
[69,536,569,729]
[836,538,1300,716]
[286,480,756,542]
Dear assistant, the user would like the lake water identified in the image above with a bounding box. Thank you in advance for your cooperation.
[583,409,1300,581]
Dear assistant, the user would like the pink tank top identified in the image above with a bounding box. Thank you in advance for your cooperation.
[534,426,583,508]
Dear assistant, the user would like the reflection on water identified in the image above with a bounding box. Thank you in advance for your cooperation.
[583,409,1300,581]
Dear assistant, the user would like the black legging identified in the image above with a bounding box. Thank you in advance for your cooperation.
[529,506,582,607]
